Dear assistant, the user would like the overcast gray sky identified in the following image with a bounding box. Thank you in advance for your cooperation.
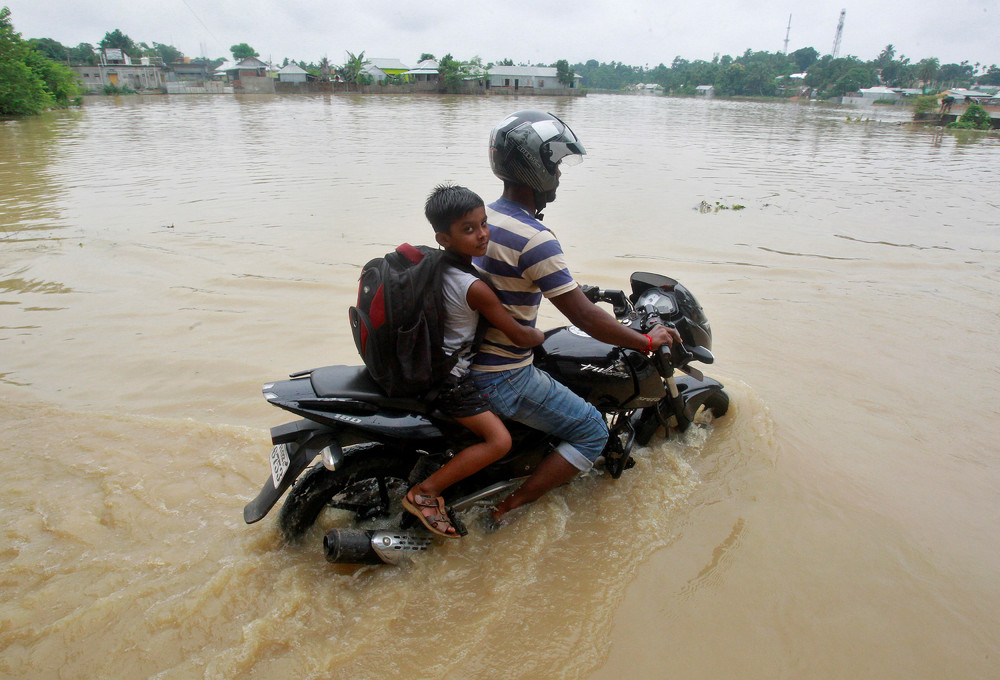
[5,0,998,68]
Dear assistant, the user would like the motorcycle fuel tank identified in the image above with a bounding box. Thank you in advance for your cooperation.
[534,326,665,411]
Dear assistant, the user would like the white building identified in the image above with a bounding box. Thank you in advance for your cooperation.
[486,65,581,91]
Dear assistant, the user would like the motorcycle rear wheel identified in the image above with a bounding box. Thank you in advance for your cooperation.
[277,445,417,542]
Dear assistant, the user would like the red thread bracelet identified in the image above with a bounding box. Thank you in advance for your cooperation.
[642,334,653,353]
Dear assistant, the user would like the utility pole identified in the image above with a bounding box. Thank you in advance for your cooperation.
[832,9,846,59]
[783,14,792,55]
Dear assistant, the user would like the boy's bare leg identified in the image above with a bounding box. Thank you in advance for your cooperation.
[411,411,510,498]
[491,451,578,520]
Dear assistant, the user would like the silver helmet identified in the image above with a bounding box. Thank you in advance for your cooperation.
[489,110,586,205]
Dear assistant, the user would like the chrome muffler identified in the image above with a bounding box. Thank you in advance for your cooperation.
[323,529,433,565]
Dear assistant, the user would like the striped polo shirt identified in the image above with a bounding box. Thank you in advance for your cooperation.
[471,197,578,372]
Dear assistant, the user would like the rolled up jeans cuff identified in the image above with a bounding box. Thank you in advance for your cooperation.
[556,441,595,472]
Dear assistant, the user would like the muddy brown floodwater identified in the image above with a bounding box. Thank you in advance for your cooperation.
[1,93,998,679]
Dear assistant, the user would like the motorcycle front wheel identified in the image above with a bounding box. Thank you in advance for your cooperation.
[277,444,418,542]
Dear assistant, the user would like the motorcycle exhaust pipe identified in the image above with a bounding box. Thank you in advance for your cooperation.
[323,529,433,565]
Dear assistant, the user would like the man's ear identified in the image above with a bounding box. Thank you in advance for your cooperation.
[434,231,450,248]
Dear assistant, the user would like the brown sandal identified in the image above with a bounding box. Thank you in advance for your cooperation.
[402,490,462,539]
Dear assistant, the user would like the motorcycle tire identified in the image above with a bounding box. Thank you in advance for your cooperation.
[702,390,730,418]
[277,444,417,542]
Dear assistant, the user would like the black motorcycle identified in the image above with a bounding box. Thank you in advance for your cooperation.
[243,272,729,565]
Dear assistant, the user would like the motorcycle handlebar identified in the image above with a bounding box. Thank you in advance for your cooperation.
[581,285,630,319]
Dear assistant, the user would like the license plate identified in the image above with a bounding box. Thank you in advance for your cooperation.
[270,444,291,488]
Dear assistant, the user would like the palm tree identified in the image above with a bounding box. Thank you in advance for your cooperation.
[339,50,370,86]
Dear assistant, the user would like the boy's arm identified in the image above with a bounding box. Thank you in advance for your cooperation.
[466,280,545,348]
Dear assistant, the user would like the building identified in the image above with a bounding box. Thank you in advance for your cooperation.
[404,58,439,83]
[72,49,165,92]
[217,57,268,82]
[217,57,274,93]
[695,85,714,97]
[485,65,581,92]
[367,58,411,77]
[277,62,309,83]
[363,63,389,84]
[166,59,217,82]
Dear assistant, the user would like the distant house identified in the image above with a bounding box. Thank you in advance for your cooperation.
[218,57,268,83]
[486,65,581,91]
[363,63,389,83]
[218,57,273,93]
[857,86,902,101]
[695,85,714,97]
[166,59,216,82]
[72,49,165,92]
[277,62,309,83]
[630,83,663,94]
[368,58,410,77]
[405,58,439,82]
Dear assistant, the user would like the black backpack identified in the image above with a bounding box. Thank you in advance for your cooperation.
[349,244,477,398]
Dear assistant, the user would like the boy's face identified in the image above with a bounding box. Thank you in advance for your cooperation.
[437,206,489,257]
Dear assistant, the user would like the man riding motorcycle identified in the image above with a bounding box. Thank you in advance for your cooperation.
[471,110,680,523]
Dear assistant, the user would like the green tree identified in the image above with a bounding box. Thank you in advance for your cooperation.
[100,29,139,59]
[230,42,258,61]
[338,50,370,85]
[554,59,574,87]
[67,42,97,65]
[1,7,49,115]
[23,47,80,106]
[948,102,991,130]
[437,53,464,92]
[28,37,66,62]
[939,62,973,87]
[790,46,819,72]
[979,65,1000,86]
[419,52,435,62]
[152,42,182,64]
[916,57,939,92]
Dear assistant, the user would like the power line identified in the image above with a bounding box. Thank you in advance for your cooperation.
[179,0,225,54]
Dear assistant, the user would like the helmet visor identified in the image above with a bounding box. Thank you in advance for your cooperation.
[534,118,586,172]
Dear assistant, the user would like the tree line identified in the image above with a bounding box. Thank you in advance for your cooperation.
[573,45,999,97]
[4,3,999,117]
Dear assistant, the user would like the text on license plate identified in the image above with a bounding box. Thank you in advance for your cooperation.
[270,444,291,488]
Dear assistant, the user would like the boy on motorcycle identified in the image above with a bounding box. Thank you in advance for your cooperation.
[471,110,679,523]
[402,184,545,538]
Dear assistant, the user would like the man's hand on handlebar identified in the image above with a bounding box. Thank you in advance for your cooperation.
[645,324,681,351]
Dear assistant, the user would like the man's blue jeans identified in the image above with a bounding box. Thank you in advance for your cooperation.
[472,365,609,471]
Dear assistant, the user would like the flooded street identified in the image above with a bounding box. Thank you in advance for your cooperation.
[2,93,998,679]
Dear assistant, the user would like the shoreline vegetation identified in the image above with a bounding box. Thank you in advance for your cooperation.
[2,4,998,132]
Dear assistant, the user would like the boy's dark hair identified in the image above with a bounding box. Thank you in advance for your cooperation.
[424,184,485,234]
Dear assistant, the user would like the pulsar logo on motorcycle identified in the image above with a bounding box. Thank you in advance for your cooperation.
[581,363,631,379]
[330,413,363,425]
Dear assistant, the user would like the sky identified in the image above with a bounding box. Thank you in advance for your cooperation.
[5,0,998,69]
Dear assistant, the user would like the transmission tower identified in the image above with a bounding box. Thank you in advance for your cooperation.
[783,14,792,55]
[831,9,846,58]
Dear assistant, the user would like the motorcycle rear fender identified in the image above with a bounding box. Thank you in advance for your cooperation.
[675,374,726,422]
[243,420,337,524]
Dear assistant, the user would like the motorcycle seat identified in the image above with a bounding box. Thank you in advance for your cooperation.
[309,365,433,415]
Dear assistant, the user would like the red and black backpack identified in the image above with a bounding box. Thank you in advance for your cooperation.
[349,244,473,398]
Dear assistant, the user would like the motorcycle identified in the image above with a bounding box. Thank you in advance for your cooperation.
[243,271,729,565]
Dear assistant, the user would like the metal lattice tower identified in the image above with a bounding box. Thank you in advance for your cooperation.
[832,9,846,58]
[784,14,792,55]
